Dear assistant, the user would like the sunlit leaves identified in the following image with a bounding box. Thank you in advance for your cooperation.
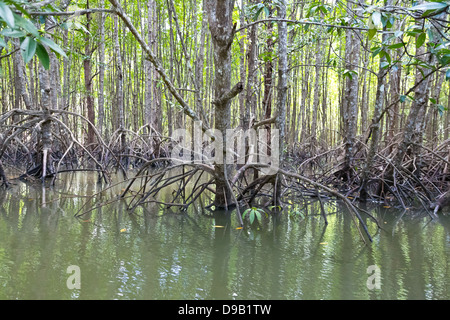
[368,27,377,40]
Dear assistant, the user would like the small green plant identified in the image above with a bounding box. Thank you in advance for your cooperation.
[242,207,266,224]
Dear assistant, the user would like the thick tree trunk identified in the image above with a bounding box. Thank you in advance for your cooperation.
[38,63,54,181]
[207,0,239,208]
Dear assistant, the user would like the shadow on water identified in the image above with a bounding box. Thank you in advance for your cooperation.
[0,172,449,299]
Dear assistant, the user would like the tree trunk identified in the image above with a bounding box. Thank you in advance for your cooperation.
[145,0,154,135]
[275,0,288,205]
[360,19,389,202]
[98,0,106,136]
[38,62,54,181]
[244,12,257,130]
[206,0,240,208]
[114,15,126,161]
[0,159,8,187]
[311,41,322,144]
[445,86,450,141]
[341,27,360,180]
[84,0,95,147]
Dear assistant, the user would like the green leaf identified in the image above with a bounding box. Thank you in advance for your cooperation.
[0,36,6,47]
[371,11,381,27]
[20,36,37,64]
[416,32,426,49]
[437,104,446,116]
[38,36,67,58]
[0,28,25,37]
[249,211,255,224]
[35,42,49,69]
[438,54,450,65]
[409,2,448,12]
[0,1,15,28]
[14,13,39,37]
[10,2,30,18]
[368,28,377,40]
[318,5,328,15]
[380,61,390,69]
[446,69,450,81]
[372,46,382,57]
[253,4,264,21]
[394,30,403,38]
[388,42,404,50]
[380,50,392,64]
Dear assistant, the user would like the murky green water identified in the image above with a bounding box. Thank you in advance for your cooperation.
[0,172,449,300]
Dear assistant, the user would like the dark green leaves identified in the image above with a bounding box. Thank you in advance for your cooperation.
[0,1,14,28]
[388,42,404,50]
[242,207,265,225]
[250,3,271,21]
[38,36,68,59]
[416,32,426,49]
[20,37,36,64]
[18,35,65,69]
[14,13,39,37]
[35,43,49,69]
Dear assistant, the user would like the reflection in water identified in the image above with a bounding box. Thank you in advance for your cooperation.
[0,172,449,299]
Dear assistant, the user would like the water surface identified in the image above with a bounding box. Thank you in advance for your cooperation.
[0,172,449,299]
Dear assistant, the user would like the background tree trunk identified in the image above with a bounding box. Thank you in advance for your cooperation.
[341,27,360,180]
